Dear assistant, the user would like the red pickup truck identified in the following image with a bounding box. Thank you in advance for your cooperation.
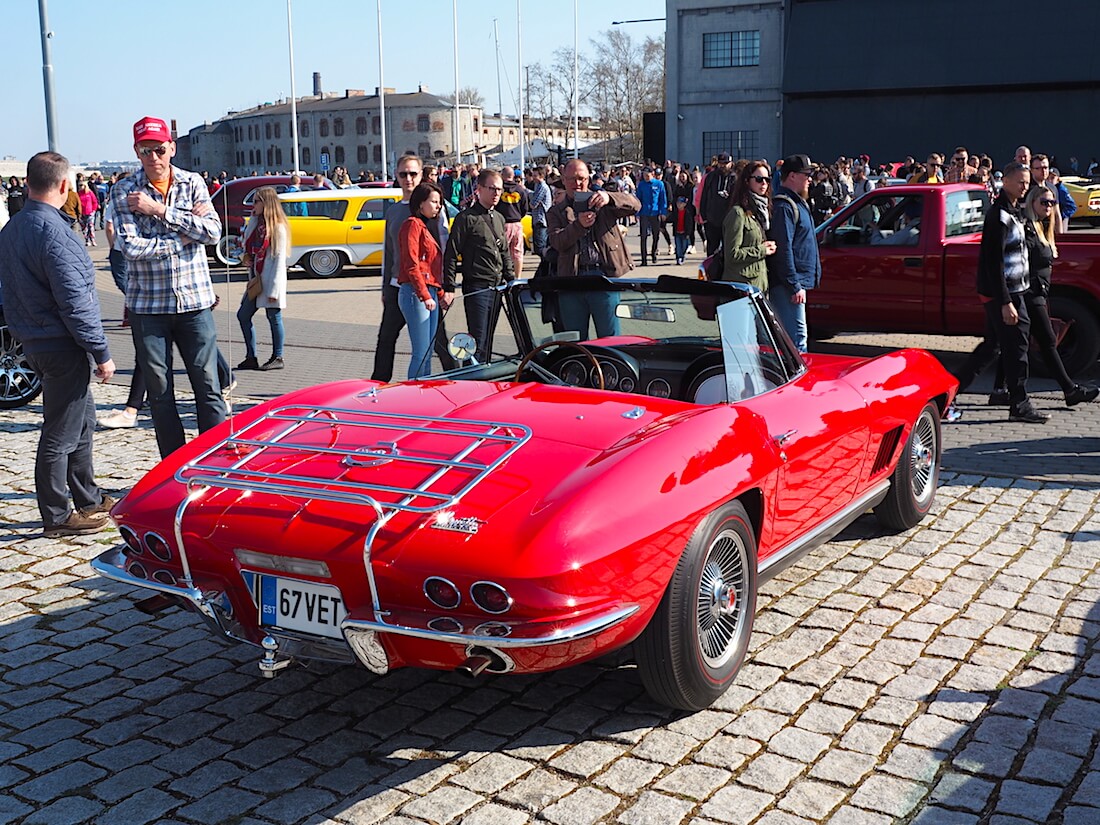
[809,183,1100,376]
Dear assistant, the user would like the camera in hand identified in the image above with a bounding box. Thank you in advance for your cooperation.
[573,191,592,213]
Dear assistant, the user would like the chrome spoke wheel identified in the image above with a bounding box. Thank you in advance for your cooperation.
[909,410,938,507]
[695,528,748,669]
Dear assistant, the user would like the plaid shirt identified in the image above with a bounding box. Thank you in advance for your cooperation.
[944,160,971,184]
[110,165,221,314]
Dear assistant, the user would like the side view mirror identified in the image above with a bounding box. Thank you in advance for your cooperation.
[821,227,836,248]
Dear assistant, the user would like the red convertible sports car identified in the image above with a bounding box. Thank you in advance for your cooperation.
[92,276,957,710]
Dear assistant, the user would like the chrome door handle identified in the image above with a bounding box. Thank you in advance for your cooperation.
[773,429,797,445]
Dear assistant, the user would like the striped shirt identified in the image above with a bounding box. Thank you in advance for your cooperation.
[110,166,221,314]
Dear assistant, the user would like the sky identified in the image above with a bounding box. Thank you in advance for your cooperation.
[3,0,666,165]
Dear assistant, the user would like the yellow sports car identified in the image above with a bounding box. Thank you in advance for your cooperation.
[279,189,402,276]
[1061,176,1100,225]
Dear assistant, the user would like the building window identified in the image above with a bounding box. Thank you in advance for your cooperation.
[319,119,329,137]
[276,147,283,166]
[302,147,311,166]
[417,115,430,133]
[702,31,760,68]
[472,117,479,132]
[335,146,345,164]
[275,122,281,139]
[702,130,759,165]
[357,145,369,163]
[267,147,274,166]
[373,145,382,163]
[372,116,381,135]
[356,117,368,135]
[248,124,254,140]
[301,119,310,137]
[418,142,431,158]
[265,123,272,139]
[334,118,345,137]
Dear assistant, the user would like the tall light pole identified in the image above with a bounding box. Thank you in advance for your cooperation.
[452,0,461,163]
[572,0,579,159]
[517,0,524,170]
[38,0,58,152]
[287,0,299,172]
[377,0,387,179]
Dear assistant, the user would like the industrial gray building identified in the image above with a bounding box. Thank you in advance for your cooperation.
[666,0,1099,169]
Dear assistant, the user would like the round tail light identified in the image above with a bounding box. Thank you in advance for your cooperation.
[145,533,172,561]
[152,570,177,586]
[424,577,461,609]
[128,562,148,579]
[471,581,513,614]
[120,526,143,555]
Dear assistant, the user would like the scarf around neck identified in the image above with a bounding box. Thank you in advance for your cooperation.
[750,191,771,232]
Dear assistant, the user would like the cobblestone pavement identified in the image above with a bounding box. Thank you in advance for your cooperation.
[3,374,1099,825]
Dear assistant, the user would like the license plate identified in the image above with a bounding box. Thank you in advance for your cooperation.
[259,576,347,640]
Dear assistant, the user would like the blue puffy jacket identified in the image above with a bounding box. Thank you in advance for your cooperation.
[0,199,110,363]
[635,178,668,217]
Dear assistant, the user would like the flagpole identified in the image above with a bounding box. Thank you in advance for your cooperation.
[287,0,299,172]
[452,0,461,163]
[572,0,579,159]
[517,0,524,171]
[377,0,387,179]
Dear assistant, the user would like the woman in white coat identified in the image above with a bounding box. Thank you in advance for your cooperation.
[237,186,289,370]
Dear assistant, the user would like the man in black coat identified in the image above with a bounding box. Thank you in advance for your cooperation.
[698,152,736,255]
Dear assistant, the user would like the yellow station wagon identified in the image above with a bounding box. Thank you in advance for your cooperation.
[278,188,403,277]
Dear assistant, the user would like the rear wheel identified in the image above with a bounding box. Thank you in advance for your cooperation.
[1045,297,1100,378]
[302,249,345,277]
[875,402,940,530]
[0,316,43,409]
[637,501,757,711]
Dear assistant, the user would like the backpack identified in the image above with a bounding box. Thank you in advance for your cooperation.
[773,194,801,228]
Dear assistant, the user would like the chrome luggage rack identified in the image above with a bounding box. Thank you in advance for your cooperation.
[169,402,532,609]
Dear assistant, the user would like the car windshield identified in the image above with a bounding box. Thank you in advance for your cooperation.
[430,277,802,404]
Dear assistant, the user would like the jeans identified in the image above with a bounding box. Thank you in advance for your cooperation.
[639,215,661,263]
[130,308,227,459]
[675,233,690,263]
[398,283,440,379]
[25,351,103,527]
[558,290,621,341]
[532,223,548,259]
[237,293,285,359]
[372,282,456,381]
[704,222,723,255]
[463,283,498,362]
[768,283,809,353]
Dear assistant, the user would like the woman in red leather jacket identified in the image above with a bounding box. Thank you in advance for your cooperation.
[398,182,445,379]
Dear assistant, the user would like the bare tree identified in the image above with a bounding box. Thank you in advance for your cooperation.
[588,29,665,163]
[442,86,486,108]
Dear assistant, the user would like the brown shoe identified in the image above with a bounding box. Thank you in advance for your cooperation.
[80,495,119,518]
[43,511,111,538]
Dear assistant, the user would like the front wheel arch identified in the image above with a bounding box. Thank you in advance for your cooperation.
[874,401,941,531]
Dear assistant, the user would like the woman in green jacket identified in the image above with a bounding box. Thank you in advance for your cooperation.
[722,160,777,290]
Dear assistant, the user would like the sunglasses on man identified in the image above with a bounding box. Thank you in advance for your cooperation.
[138,145,169,158]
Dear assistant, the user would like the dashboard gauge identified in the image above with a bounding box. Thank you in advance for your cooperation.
[560,360,588,386]
[619,376,636,393]
[593,360,619,390]
[646,378,671,398]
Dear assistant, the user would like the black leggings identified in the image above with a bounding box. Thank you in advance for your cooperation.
[994,292,1074,393]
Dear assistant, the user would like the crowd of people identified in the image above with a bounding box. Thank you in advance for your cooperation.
[2,127,1099,537]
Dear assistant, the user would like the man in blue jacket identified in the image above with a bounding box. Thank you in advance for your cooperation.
[767,154,822,352]
[635,167,668,266]
[0,151,117,536]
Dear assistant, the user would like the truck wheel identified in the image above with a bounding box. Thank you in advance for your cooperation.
[1046,297,1100,378]
[636,501,757,711]
[875,402,940,531]
[302,250,345,278]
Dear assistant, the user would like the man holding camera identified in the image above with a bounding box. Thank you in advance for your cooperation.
[547,159,640,339]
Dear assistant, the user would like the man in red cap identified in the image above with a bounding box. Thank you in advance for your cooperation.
[109,116,225,458]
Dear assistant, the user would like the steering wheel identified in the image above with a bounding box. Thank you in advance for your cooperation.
[514,340,605,390]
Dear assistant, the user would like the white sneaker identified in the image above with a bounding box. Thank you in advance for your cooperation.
[99,410,137,429]
[687,245,696,255]
[667,245,673,256]
[222,379,238,399]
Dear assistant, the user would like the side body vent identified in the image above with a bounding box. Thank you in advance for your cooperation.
[871,426,904,477]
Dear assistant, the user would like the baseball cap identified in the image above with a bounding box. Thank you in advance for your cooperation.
[782,154,813,175]
[133,116,172,144]
[716,152,732,163]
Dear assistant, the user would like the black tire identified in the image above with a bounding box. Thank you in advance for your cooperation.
[874,402,940,531]
[1044,297,1100,378]
[637,501,757,711]
[214,234,242,266]
[302,249,344,278]
[0,316,43,409]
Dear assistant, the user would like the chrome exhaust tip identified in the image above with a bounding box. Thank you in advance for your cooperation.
[457,653,493,678]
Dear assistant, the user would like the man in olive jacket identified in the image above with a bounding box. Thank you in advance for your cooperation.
[547,159,640,339]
